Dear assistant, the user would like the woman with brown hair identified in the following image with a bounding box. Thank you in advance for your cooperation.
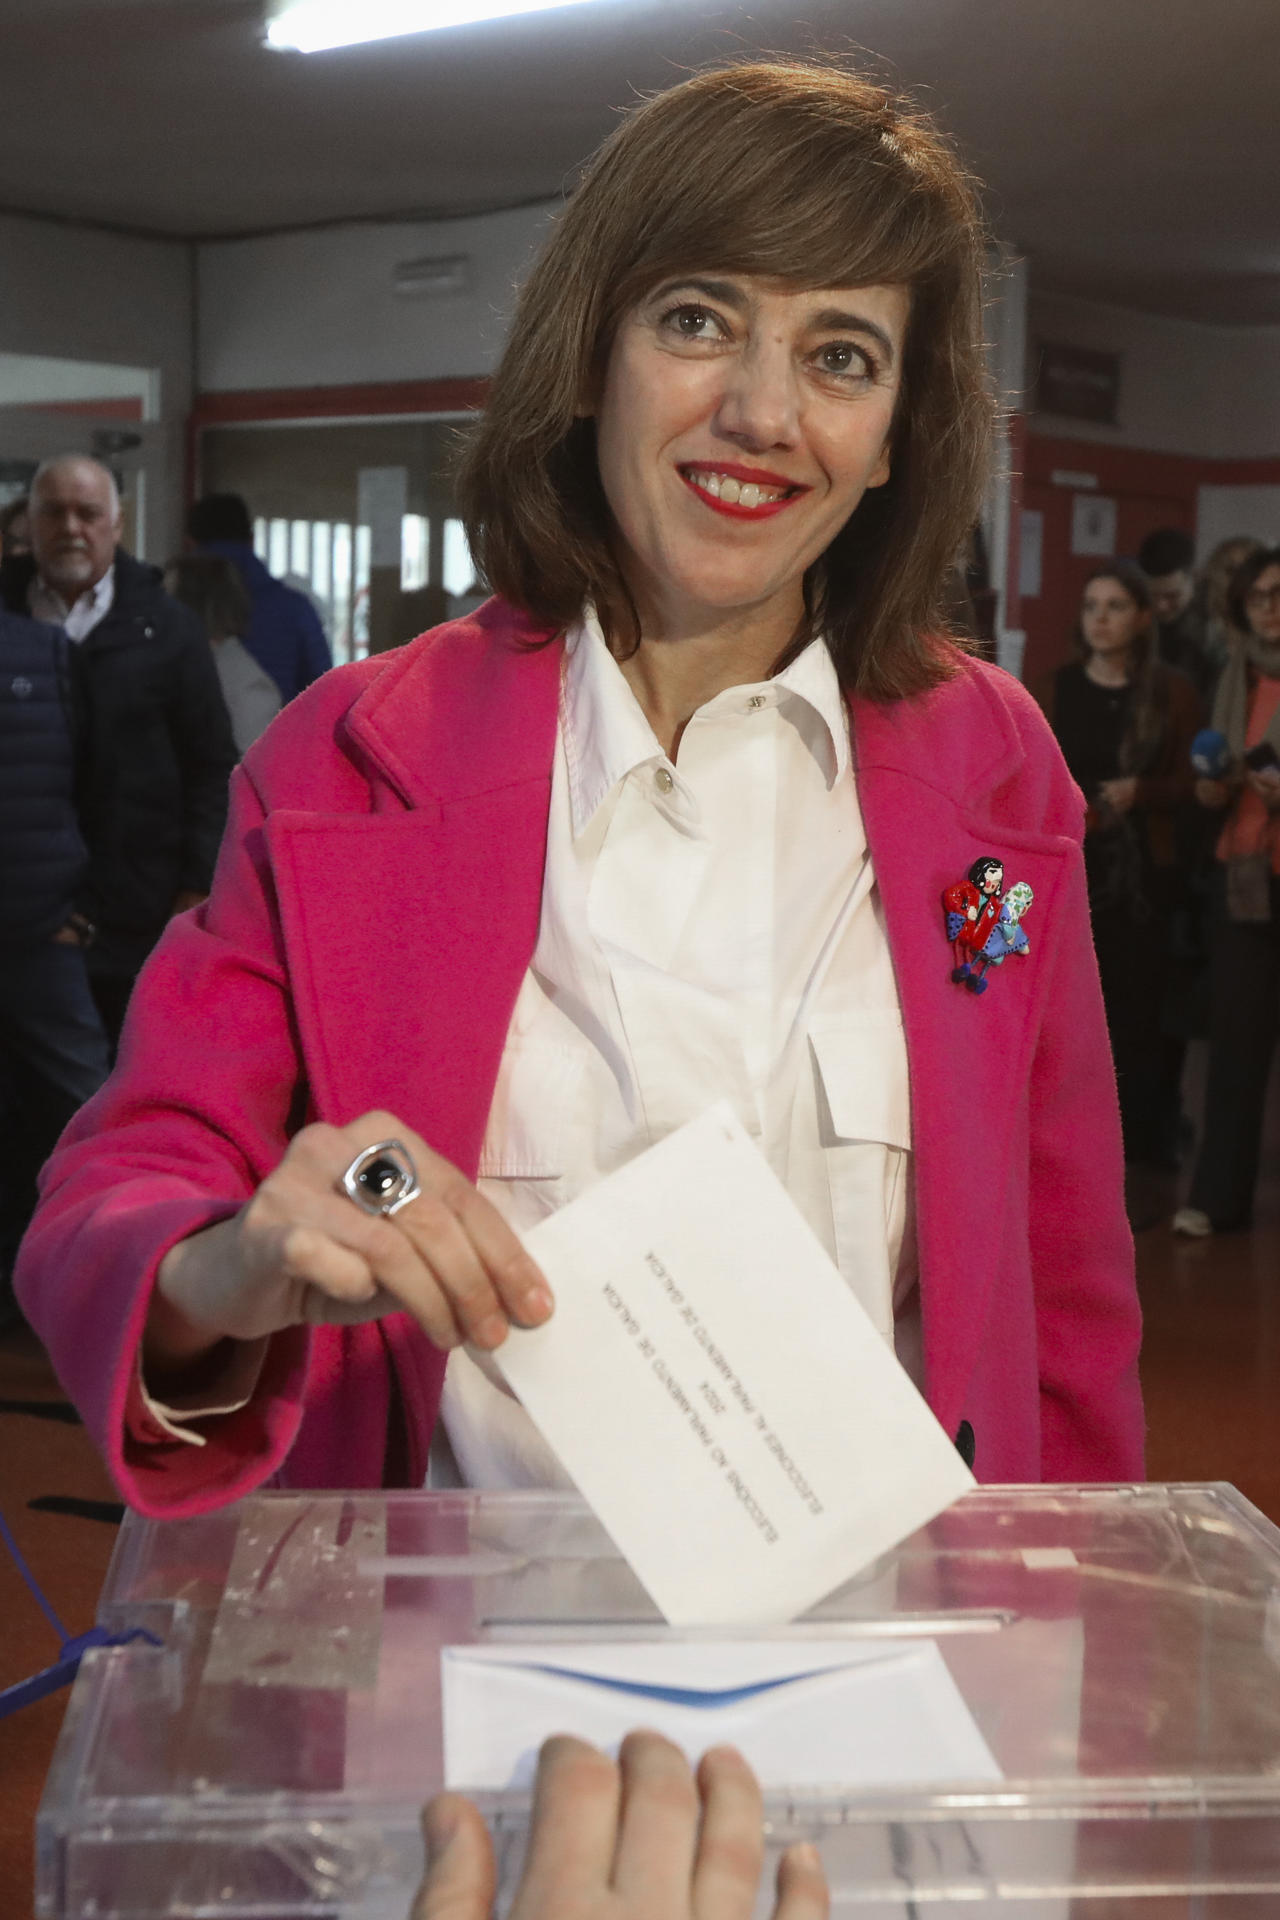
[17,60,1142,1514]
[1040,562,1200,1219]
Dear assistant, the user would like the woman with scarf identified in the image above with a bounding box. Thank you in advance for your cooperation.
[1176,546,1280,1235]
[1042,562,1199,1219]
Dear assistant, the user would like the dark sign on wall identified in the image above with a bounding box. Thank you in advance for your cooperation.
[1034,341,1122,425]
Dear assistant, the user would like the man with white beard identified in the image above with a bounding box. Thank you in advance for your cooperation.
[3,455,236,1045]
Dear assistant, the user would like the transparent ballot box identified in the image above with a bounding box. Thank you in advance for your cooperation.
[35,1483,1280,1917]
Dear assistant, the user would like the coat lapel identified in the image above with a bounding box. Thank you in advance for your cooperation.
[265,609,563,1178]
[850,666,1079,1432]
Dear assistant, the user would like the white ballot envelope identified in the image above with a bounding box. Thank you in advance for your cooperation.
[441,1638,1003,1791]
[495,1104,974,1627]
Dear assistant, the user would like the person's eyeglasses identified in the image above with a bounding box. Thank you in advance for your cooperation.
[1245,585,1280,611]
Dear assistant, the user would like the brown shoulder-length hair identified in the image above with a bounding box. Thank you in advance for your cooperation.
[1074,560,1168,774]
[456,59,995,700]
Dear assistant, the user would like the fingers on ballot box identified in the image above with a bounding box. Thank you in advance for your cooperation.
[36,1483,1280,1917]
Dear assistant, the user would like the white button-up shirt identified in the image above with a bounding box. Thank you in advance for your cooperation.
[30,566,115,642]
[435,609,917,1490]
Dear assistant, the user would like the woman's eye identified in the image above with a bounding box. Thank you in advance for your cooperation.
[659,303,722,340]
[816,342,872,379]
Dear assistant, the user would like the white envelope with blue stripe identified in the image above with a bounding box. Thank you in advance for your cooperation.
[441,1637,1003,1790]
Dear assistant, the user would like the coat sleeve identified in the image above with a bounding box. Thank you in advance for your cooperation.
[166,604,238,894]
[14,763,315,1516]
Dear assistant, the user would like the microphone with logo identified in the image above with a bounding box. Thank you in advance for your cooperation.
[1190,729,1231,779]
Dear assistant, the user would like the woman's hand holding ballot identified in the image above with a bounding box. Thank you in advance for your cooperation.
[146,1110,553,1381]
[413,1734,829,1920]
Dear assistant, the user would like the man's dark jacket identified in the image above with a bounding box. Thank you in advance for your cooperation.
[2,550,237,976]
[0,608,88,947]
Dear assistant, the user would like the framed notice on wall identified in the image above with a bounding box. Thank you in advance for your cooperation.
[1019,509,1044,598]
[1070,493,1118,557]
[1035,341,1121,425]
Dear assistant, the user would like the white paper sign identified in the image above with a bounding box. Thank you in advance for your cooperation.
[1070,492,1117,557]
[497,1106,974,1627]
[1019,508,1044,599]
[356,465,407,568]
[442,1638,1003,1791]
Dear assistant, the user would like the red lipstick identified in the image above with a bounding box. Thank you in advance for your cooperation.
[678,463,809,521]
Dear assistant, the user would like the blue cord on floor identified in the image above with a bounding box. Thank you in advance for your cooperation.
[0,1501,160,1721]
[0,1501,71,1642]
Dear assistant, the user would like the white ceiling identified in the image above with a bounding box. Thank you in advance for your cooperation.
[3,0,1279,324]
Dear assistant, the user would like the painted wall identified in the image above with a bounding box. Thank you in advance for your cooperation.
[0,354,157,409]
[1027,289,1280,461]
[1017,433,1280,688]
[195,204,555,394]
[0,211,193,557]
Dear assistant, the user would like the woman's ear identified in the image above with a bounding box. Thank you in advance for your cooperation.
[575,331,614,420]
[866,435,893,490]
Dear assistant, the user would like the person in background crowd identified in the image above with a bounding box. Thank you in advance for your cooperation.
[187,492,332,704]
[1162,535,1267,1075]
[412,1733,827,1920]
[0,455,237,1047]
[1138,527,1220,702]
[1176,546,1280,1236]
[0,495,31,561]
[1202,535,1263,664]
[0,603,109,1327]
[166,553,282,755]
[1039,561,1199,1228]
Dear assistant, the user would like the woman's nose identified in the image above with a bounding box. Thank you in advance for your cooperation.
[713,339,800,449]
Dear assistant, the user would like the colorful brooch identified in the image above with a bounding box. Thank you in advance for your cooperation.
[942,858,1033,996]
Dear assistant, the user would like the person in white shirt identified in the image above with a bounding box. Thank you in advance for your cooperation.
[2,455,236,1045]
[164,553,282,756]
[18,58,1143,1516]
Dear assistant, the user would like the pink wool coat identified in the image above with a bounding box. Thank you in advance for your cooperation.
[17,602,1144,1516]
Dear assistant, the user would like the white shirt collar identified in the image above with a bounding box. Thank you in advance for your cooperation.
[562,606,667,835]
[29,564,115,642]
[560,607,851,839]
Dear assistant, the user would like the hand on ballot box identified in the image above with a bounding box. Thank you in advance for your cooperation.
[413,1731,828,1920]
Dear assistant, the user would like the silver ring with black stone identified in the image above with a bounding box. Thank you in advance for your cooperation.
[340,1139,422,1218]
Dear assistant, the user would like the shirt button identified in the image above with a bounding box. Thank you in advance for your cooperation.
[654,767,674,794]
[747,694,766,710]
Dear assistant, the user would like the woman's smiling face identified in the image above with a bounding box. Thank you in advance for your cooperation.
[591,272,910,640]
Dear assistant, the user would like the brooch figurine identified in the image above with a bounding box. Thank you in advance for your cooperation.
[942,858,1033,995]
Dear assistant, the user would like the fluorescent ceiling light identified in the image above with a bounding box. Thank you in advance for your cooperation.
[266,0,601,51]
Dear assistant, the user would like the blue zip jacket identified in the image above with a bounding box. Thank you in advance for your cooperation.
[200,541,331,704]
[0,608,87,946]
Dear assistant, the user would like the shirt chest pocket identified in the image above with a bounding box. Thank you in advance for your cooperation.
[808,1019,913,1317]
[476,1040,580,1183]
[810,1017,912,1152]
